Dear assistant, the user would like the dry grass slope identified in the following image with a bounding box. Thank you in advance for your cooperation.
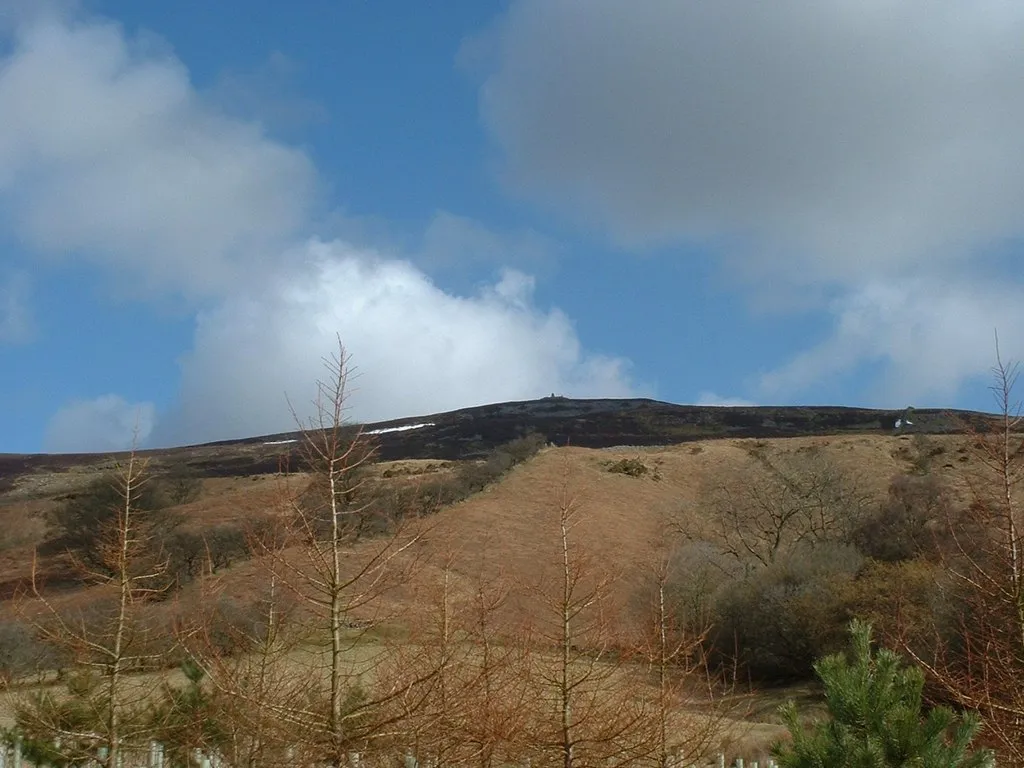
[0,430,980,756]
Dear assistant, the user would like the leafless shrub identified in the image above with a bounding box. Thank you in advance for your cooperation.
[852,473,954,562]
[697,448,872,568]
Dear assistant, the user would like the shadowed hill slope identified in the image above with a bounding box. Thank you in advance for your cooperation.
[0,398,992,491]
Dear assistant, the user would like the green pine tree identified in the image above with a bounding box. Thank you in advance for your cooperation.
[772,619,993,768]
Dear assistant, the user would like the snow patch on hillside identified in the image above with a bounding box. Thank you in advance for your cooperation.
[365,422,434,435]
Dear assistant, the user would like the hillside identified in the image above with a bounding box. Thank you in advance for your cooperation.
[0,397,991,492]
[0,398,976,606]
[0,398,999,759]
[0,398,988,604]
[406,433,923,613]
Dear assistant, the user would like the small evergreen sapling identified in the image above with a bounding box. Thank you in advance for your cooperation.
[773,619,993,768]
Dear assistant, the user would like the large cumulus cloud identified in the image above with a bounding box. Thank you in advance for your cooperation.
[156,240,637,446]
[0,6,316,296]
[0,6,637,451]
[472,0,1024,400]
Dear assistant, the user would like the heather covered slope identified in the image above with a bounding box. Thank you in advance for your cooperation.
[0,396,985,613]
[0,397,992,487]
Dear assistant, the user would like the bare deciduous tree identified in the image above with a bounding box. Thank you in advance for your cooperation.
[194,339,436,767]
[521,474,656,768]
[388,540,533,768]
[459,561,533,768]
[184,571,304,766]
[901,343,1024,763]
[699,447,870,568]
[17,448,170,768]
[634,538,723,768]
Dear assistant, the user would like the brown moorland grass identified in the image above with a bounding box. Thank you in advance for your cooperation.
[0,434,975,629]
[398,435,962,612]
[0,433,983,750]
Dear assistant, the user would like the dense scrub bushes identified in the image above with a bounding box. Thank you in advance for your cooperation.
[850,474,949,562]
[167,525,249,585]
[606,456,651,478]
[711,544,864,681]
[417,431,548,508]
[40,435,548,607]
[449,432,548,495]
[45,475,181,572]
[680,454,960,684]
[44,471,257,595]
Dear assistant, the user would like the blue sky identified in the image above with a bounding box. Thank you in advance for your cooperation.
[1,0,1022,453]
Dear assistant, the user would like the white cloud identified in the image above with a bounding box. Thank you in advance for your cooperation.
[471,0,1024,402]
[759,280,1024,405]
[45,394,156,453]
[0,7,638,447]
[0,10,316,296]
[0,270,34,343]
[152,240,638,446]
